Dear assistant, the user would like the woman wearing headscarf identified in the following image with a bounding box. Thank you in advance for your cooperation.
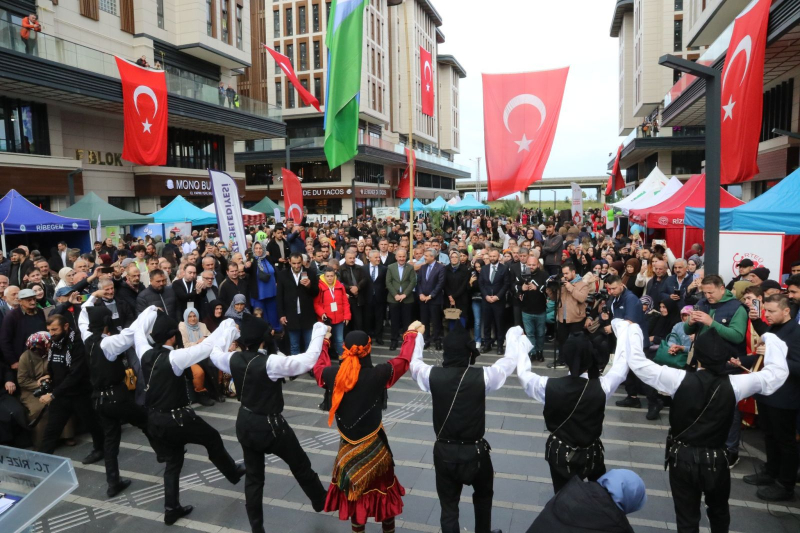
[639,296,661,335]
[28,282,54,309]
[247,242,279,330]
[224,294,250,326]
[648,299,681,350]
[687,255,703,278]
[55,267,75,291]
[202,300,225,332]
[623,321,789,533]
[313,323,421,533]
[621,258,641,297]
[180,307,216,407]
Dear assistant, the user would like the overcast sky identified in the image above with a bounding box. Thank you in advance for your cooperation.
[432,0,624,199]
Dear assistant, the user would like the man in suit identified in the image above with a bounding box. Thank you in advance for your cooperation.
[197,269,220,319]
[49,241,71,272]
[478,248,508,355]
[377,238,396,266]
[386,248,416,350]
[363,250,388,345]
[8,248,33,288]
[444,250,471,329]
[276,253,319,354]
[339,249,368,333]
[267,225,292,272]
[173,264,203,318]
[418,248,446,350]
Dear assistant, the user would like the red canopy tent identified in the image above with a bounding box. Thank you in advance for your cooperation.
[628,174,745,258]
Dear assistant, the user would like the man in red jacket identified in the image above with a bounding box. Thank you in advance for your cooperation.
[20,13,42,55]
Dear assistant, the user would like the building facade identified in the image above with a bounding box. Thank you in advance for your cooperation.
[0,0,284,214]
[235,0,468,217]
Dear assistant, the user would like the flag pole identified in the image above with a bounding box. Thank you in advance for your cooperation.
[403,0,415,236]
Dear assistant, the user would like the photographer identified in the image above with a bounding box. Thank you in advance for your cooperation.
[582,273,612,374]
[551,262,589,369]
[520,256,549,362]
[507,247,531,327]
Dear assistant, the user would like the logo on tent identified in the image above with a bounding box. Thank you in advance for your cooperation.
[658,216,668,225]
[19,225,25,232]
[72,223,79,229]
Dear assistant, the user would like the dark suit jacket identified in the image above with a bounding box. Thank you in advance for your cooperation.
[339,263,368,306]
[378,252,396,266]
[115,282,142,314]
[48,248,69,272]
[444,263,471,313]
[417,262,446,306]
[266,238,291,270]
[173,278,203,318]
[8,259,33,287]
[479,262,508,302]
[363,263,388,305]
[276,268,319,330]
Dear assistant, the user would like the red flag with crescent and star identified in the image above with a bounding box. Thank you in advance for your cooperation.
[115,56,168,166]
[397,147,416,198]
[606,144,626,196]
[720,0,770,184]
[265,45,321,112]
[282,168,304,222]
[420,46,434,117]
[482,68,569,201]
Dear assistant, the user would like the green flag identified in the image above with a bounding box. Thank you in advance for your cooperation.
[324,0,367,170]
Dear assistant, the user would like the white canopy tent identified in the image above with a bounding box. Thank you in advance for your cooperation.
[614,174,683,215]
[447,196,461,205]
[612,167,670,214]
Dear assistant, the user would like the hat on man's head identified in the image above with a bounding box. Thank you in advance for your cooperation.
[737,258,754,269]
[18,289,36,300]
[760,279,782,292]
[442,322,479,368]
[751,267,770,281]
[55,286,75,298]
[87,306,114,335]
[238,313,273,350]
[121,258,135,268]
[151,312,179,344]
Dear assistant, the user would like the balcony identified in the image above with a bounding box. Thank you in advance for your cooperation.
[0,19,282,123]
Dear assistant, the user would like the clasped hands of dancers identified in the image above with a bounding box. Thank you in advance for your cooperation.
[89,303,789,533]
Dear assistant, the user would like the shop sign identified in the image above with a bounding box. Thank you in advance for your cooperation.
[356,187,389,198]
[166,178,212,196]
[280,188,349,198]
[75,149,124,167]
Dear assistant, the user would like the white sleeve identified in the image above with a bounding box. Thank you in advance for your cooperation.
[599,331,630,400]
[409,332,431,392]
[513,326,547,403]
[635,273,647,288]
[100,328,136,362]
[209,346,234,375]
[266,322,327,380]
[729,333,789,402]
[168,319,239,375]
[618,319,685,396]
[77,295,94,343]
[483,327,521,393]
[132,306,159,361]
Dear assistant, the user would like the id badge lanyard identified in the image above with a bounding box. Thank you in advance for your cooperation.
[329,285,337,312]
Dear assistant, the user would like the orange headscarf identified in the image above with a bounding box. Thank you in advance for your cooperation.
[328,338,372,426]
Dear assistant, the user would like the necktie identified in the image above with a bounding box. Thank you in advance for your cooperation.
[372,266,376,281]
[426,265,432,281]
[490,265,496,283]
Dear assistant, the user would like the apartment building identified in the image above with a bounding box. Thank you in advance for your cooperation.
[0,0,284,214]
[609,0,706,185]
[235,0,468,216]
[662,0,800,200]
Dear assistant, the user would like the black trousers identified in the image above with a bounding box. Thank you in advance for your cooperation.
[555,321,584,363]
[41,393,104,455]
[237,411,326,533]
[389,303,413,342]
[148,409,240,509]
[669,458,730,533]
[365,296,386,341]
[434,453,494,533]
[420,302,443,345]
[548,458,606,494]
[348,300,364,333]
[482,301,504,347]
[758,401,799,490]
[95,392,149,486]
[512,305,523,328]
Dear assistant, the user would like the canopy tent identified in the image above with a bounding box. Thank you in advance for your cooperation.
[202,204,266,226]
[398,198,425,212]
[446,195,490,212]
[58,192,154,227]
[447,196,461,205]
[249,196,285,215]
[0,189,91,251]
[423,196,449,211]
[618,176,684,215]
[628,174,744,257]
[150,196,217,225]
[612,167,681,214]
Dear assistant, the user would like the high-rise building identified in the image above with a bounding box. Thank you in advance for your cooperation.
[0,0,284,213]
[236,0,469,216]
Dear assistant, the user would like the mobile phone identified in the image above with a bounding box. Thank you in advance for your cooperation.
[300,272,308,280]
[642,259,648,266]
[752,299,761,315]
[81,294,89,303]
[673,289,681,296]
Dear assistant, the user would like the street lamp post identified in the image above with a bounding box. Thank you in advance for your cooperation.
[658,54,721,275]
[552,191,556,214]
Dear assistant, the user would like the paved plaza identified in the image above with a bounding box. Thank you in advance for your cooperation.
[35,343,800,533]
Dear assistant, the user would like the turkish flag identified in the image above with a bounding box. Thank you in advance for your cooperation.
[483,68,569,201]
[266,46,321,112]
[605,144,626,196]
[420,46,435,117]
[282,168,304,222]
[720,0,770,184]
[397,147,416,198]
[116,57,168,166]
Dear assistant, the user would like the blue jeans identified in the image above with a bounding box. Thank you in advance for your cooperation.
[522,312,547,354]
[330,322,344,359]
[471,300,482,344]
[288,328,312,355]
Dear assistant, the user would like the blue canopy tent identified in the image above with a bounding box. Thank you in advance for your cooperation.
[423,196,449,211]
[398,198,425,212]
[151,195,217,225]
[0,189,91,252]
[446,195,490,212]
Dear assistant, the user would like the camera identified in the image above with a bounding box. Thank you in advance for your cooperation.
[33,378,53,398]
[545,275,561,290]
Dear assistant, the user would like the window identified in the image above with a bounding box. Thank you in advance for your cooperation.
[99,0,117,15]
[207,0,213,35]
[274,45,282,74]
[108,197,139,213]
[275,81,282,107]
[299,5,306,34]
[673,19,682,52]
[273,10,280,37]
[761,79,794,142]
[236,5,243,49]
[166,127,226,170]
[671,150,705,175]
[286,43,294,66]
[674,0,683,10]
[288,85,295,108]
[245,164,274,186]
[221,0,229,43]
[354,162,385,184]
[286,7,293,36]
[314,77,322,103]
[288,160,341,184]
[326,1,331,24]
[157,0,164,28]
[299,42,307,71]
[313,3,320,31]
[300,79,309,106]
[314,40,321,69]
[0,97,50,155]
